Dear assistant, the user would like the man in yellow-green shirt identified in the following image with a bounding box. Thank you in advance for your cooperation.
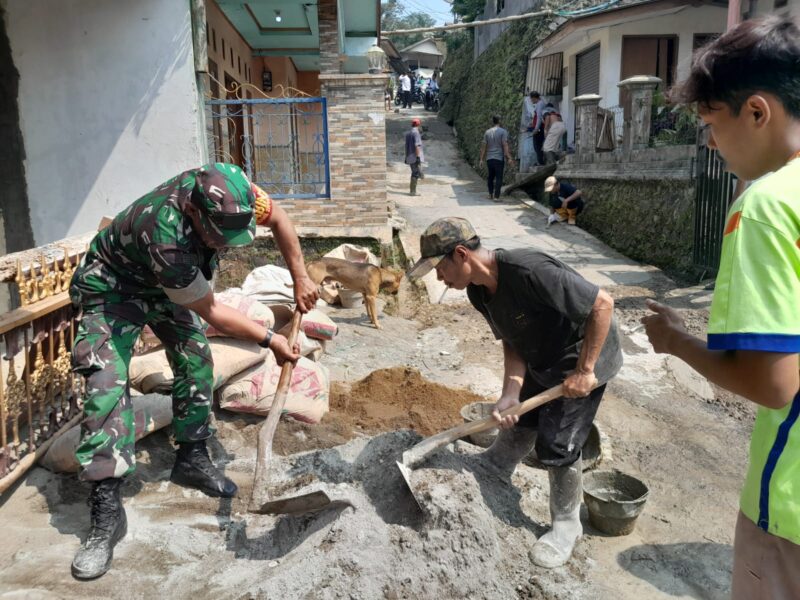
[642,16,800,599]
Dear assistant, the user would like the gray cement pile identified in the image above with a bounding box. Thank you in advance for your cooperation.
[218,431,595,600]
[0,430,595,600]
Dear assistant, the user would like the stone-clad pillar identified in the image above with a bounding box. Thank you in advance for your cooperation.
[573,94,601,156]
[318,0,341,74]
[618,76,661,152]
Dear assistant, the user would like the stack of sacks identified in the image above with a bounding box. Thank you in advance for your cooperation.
[216,302,337,423]
[39,392,172,473]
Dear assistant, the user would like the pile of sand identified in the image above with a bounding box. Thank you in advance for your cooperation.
[268,367,489,456]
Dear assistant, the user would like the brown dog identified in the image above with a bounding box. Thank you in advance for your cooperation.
[306,257,403,329]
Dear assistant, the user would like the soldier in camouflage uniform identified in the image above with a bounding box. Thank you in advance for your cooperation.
[69,163,318,580]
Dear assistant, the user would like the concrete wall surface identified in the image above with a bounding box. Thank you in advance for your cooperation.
[558,176,696,276]
[475,0,542,59]
[6,0,205,245]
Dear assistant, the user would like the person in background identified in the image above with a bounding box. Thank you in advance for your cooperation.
[405,118,425,196]
[544,175,584,226]
[479,115,513,202]
[519,91,538,172]
[399,72,411,109]
[542,109,567,165]
[531,92,546,166]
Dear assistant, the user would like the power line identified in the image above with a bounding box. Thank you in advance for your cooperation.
[382,0,622,36]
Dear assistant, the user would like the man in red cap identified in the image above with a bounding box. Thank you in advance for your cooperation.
[405,118,424,196]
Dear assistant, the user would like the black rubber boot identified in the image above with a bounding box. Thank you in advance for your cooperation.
[72,478,127,580]
[170,440,238,498]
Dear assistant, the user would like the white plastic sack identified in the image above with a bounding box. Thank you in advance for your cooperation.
[39,393,172,473]
[218,354,330,424]
[129,338,268,394]
[323,243,380,266]
[241,265,295,304]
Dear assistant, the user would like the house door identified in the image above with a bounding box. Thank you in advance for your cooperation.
[620,36,677,106]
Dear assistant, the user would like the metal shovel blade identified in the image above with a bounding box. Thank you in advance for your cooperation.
[396,460,424,512]
[253,490,333,516]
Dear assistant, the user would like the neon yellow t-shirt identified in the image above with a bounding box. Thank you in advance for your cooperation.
[707,156,800,545]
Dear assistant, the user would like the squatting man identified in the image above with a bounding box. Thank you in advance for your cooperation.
[409,217,622,567]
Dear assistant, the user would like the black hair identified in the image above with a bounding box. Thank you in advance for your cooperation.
[675,15,800,118]
[530,91,541,99]
[492,115,501,125]
[448,236,481,257]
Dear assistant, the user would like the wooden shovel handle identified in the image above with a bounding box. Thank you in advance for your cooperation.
[250,309,303,510]
[403,384,568,468]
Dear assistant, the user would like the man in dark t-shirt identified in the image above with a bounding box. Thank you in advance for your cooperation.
[544,175,584,226]
[409,217,622,569]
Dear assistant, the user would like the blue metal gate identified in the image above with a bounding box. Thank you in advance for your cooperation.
[206,97,330,199]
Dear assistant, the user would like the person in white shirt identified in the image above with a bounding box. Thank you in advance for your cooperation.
[399,73,412,109]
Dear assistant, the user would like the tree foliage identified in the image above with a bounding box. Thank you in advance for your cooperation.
[451,0,485,23]
[381,1,437,49]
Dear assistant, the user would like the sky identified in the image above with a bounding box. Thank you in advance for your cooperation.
[400,0,455,26]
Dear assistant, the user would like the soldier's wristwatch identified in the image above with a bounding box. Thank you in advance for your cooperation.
[258,329,274,349]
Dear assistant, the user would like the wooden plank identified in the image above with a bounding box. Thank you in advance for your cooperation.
[501,163,557,196]
[0,293,71,337]
[0,231,95,283]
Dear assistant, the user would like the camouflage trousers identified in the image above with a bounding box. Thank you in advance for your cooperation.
[71,299,214,482]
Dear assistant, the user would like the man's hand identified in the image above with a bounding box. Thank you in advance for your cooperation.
[562,369,598,398]
[491,394,520,430]
[641,299,687,354]
[269,332,300,366]
[293,275,319,313]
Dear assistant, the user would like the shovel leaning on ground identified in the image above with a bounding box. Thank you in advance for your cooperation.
[248,309,332,516]
[396,383,570,511]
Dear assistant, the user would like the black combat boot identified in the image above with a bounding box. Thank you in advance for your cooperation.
[170,440,238,498]
[71,478,127,580]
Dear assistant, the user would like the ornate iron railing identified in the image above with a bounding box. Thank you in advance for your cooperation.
[0,234,93,494]
[206,97,330,200]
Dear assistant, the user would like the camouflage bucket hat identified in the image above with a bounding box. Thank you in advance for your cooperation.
[192,163,256,247]
[407,217,478,279]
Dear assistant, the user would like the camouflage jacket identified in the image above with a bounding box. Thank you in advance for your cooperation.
[70,170,218,307]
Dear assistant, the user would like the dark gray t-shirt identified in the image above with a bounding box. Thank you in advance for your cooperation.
[467,248,622,388]
[484,126,509,161]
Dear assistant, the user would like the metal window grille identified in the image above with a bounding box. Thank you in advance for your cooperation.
[206,97,330,199]
[526,52,563,97]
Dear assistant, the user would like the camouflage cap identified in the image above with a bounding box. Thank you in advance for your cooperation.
[407,217,478,279]
[192,163,256,247]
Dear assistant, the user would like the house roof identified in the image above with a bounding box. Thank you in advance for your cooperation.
[399,37,443,56]
[533,0,727,56]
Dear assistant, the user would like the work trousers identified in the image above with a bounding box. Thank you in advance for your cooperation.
[516,376,606,467]
[71,299,214,481]
[486,159,505,199]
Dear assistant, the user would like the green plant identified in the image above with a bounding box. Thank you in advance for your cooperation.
[650,91,698,146]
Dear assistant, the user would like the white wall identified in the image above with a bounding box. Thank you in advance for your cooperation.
[533,4,726,143]
[6,0,205,245]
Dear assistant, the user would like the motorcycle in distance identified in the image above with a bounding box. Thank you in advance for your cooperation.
[424,88,440,112]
